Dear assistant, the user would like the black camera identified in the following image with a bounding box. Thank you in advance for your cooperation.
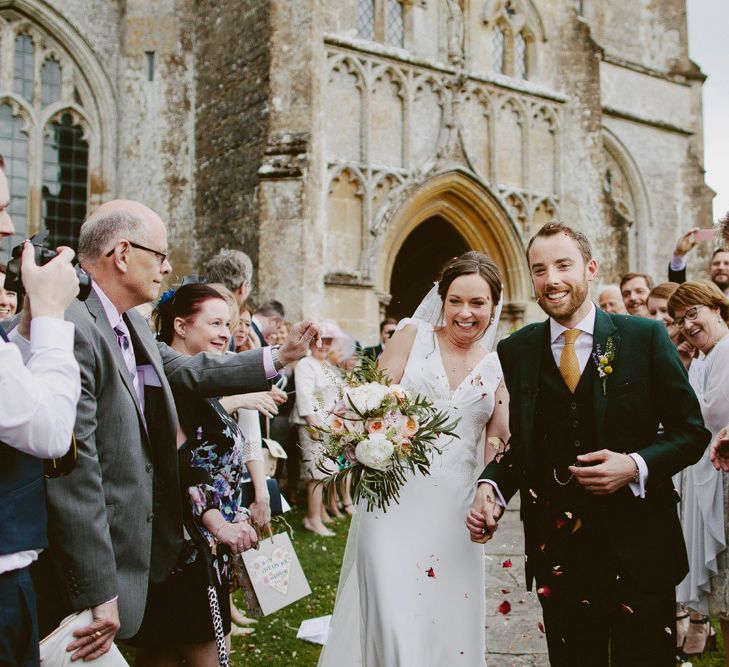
[5,230,92,301]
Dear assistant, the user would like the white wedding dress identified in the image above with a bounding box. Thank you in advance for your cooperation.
[318,318,503,667]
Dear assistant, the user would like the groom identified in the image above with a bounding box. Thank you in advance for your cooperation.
[468,222,709,666]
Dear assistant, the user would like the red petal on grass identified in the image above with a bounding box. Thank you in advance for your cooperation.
[537,586,551,598]
[497,600,511,615]
[426,567,436,578]
[538,543,546,552]
[502,559,513,568]
[555,519,566,529]
[620,603,634,614]
[551,566,564,577]
[501,588,511,594]
[538,622,545,634]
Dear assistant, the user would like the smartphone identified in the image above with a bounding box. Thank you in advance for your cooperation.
[694,228,714,242]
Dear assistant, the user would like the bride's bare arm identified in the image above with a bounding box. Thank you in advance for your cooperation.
[377,325,417,383]
[484,378,510,465]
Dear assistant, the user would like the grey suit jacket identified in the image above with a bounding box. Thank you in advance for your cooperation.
[44,290,269,638]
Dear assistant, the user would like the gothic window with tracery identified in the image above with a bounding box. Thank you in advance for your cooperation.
[13,34,34,104]
[357,0,376,40]
[43,113,89,248]
[0,15,95,259]
[492,25,505,74]
[41,59,62,107]
[515,31,527,79]
[484,1,539,81]
[357,0,406,46]
[0,104,29,248]
[385,0,404,47]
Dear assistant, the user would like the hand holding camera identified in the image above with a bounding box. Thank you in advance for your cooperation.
[20,242,80,319]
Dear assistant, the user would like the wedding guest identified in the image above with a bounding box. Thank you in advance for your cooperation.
[138,283,263,663]
[0,153,81,667]
[669,226,729,296]
[0,262,18,321]
[252,300,285,346]
[33,199,319,660]
[266,320,302,504]
[597,284,626,314]
[620,271,654,317]
[233,303,259,351]
[363,317,397,360]
[204,248,253,307]
[647,282,694,370]
[293,324,339,536]
[710,211,729,475]
[668,281,729,659]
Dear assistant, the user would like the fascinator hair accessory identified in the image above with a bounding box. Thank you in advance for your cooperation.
[157,288,177,307]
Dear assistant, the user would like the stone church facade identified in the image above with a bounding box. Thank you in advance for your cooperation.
[0,0,713,343]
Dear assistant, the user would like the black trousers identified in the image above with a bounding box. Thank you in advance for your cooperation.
[535,525,676,666]
[0,567,40,667]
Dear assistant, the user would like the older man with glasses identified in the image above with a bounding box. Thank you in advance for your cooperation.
[32,200,320,661]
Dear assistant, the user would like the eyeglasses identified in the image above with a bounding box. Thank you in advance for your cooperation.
[673,305,705,329]
[106,240,168,266]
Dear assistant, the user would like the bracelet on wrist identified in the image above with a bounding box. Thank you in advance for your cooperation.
[213,522,226,542]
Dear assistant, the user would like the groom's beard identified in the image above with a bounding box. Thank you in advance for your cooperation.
[537,280,590,322]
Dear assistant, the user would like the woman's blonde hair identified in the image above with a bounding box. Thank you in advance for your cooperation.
[667,280,729,322]
[207,282,240,332]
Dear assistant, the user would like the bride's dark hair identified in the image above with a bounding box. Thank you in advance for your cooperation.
[437,251,502,305]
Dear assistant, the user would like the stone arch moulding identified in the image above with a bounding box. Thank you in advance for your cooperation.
[378,169,531,309]
[1,0,117,204]
[602,127,652,272]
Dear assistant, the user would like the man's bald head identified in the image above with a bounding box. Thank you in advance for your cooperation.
[78,200,163,265]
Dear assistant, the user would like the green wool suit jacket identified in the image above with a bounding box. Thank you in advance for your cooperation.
[480,306,710,591]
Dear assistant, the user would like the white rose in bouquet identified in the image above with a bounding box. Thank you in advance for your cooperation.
[355,433,394,471]
[346,382,389,414]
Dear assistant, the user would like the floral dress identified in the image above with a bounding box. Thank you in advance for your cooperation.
[132,396,263,647]
[178,396,262,579]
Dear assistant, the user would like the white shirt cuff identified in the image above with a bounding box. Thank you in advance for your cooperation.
[628,453,648,498]
[476,479,506,507]
[670,254,688,272]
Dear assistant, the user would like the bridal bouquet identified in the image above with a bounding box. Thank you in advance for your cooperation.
[314,356,458,512]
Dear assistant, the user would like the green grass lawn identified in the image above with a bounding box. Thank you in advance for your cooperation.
[121,506,727,666]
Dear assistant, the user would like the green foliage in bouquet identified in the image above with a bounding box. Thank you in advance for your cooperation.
[313,353,459,512]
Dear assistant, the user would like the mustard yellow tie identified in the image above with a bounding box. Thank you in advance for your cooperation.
[559,329,582,393]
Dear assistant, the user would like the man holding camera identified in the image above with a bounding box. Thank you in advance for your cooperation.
[0,155,81,667]
[32,199,320,660]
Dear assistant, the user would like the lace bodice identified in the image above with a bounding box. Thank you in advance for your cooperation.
[398,318,503,482]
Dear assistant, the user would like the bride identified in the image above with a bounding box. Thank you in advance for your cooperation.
[318,251,510,666]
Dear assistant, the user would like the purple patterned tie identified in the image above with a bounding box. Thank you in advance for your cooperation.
[114,323,144,410]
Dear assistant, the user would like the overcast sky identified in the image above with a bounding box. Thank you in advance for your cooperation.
[687,0,728,221]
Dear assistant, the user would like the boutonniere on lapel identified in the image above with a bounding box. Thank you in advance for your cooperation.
[592,336,616,395]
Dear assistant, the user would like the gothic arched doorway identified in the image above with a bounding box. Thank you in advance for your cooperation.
[387,216,469,320]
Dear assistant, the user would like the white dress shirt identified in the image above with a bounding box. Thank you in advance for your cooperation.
[0,317,81,574]
[482,302,648,503]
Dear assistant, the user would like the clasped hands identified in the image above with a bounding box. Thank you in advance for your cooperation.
[465,450,637,543]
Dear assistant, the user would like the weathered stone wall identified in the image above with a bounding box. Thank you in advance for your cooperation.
[194,0,270,274]
[119,0,197,277]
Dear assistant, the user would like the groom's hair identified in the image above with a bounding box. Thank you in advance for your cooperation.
[526,221,592,265]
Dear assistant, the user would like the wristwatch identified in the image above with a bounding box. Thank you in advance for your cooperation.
[270,345,284,371]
